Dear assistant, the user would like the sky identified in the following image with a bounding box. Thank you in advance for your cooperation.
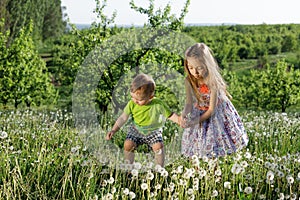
[61,0,300,26]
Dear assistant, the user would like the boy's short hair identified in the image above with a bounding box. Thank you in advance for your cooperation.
[130,73,155,98]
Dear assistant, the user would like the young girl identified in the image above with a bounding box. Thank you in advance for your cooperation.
[181,43,248,158]
[106,73,181,167]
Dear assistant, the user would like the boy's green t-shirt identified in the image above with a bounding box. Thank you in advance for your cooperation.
[124,98,173,132]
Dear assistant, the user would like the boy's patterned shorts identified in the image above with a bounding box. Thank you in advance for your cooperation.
[126,125,163,149]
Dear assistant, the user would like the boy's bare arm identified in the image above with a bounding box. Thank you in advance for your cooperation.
[168,113,183,127]
[106,112,129,140]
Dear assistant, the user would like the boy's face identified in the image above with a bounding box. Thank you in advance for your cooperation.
[130,91,153,106]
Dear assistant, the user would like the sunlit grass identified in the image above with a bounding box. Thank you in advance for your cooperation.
[0,109,299,199]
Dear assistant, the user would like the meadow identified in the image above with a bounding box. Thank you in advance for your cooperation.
[0,109,299,199]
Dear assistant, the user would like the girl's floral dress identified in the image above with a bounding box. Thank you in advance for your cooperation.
[181,84,249,158]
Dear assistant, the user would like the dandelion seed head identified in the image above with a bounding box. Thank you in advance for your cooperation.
[129,191,136,199]
[0,131,8,139]
[286,175,294,184]
[146,171,154,180]
[224,181,231,189]
[141,183,148,190]
[187,188,194,195]
[244,186,253,194]
[266,170,275,181]
[123,188,129,195]
[131,169,139,178]
[211,190,218,197]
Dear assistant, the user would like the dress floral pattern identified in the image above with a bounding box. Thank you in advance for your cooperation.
[181,84,248,158]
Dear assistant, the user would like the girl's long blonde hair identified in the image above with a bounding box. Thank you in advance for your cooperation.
[184,43,231,103]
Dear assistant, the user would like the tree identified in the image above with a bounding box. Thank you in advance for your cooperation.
[0,21,56,108]
[3,0,66,44]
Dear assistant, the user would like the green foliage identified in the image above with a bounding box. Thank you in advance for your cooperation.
[2,0,66,43]
[0,21,56,108]
[182,24,300,68]
[226,60,300,112]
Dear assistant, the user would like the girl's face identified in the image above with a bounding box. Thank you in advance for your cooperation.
[187,57,207,79]
[130,92,153,106]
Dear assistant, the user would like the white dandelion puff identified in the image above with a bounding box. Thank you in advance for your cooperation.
[286,175,294,184]
[224,181,231,189]
[215,169,222,176]
[266,170,275,181]
[129,191,136,199]
[131,169,139,178]
[155,184,162,190]
[199,168,207,178]
[107,177,114,184]
[123,188,129,195]
[141,183,148,190]
[244,186,253,194]
[244,151,252,159]
[187,188,194,195]
[211,190,218,197]
[146,171,154,180]
[231,163,242,175]
[0,131,8,139]
[133,162,142,170]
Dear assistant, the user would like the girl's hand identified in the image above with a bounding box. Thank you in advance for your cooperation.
[106,130,116,140]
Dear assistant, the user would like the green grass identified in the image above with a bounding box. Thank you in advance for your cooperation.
[0,109,299,199]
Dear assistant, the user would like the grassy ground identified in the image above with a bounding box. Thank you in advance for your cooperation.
[0,109,299,199]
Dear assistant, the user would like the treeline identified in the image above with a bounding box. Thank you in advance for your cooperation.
[0,0,66,44]
[183,24,300,69]
[0,0,300,112]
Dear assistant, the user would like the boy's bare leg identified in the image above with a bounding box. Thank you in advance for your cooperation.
[124,139,136,164]
[152,142,165,167]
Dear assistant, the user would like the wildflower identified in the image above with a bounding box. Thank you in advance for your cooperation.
[179,179,187,186]
[234,153,242,161]
[244,186,253,194]
[71,145,80,154]
[215,169,222,176]
[244,151,252,159]
[169,182,175,191]
[278,193,284,200]
[107,177,114,184]
[101,180,107,187]
[111,187,116,194]
[277,170,285,178]
[296,172,300,181]
[198,168,207,178]
[176,165,183,174]
[155,164,162,172]
[259,194,266,199]
[240,161,248,168]
[286,175,294,184]
[146,171,154,180]
[103,193,113,200]
[211,190,218,197]
[0,131,8,139]
[123,188,129,195]
[155,184,162,190]
[129,191,136,199]
[224,181,231,189]
[161,169,169,177]
[141,183,148,190]
[266,170,275,181]
[202,156,209,163]
[187,188,194,195]
[131,169,138,178]
[290,193,297,200]
[133,162,142,170]
[231,163,242,175]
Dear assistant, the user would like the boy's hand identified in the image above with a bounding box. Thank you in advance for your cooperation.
[106,130,116,140]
